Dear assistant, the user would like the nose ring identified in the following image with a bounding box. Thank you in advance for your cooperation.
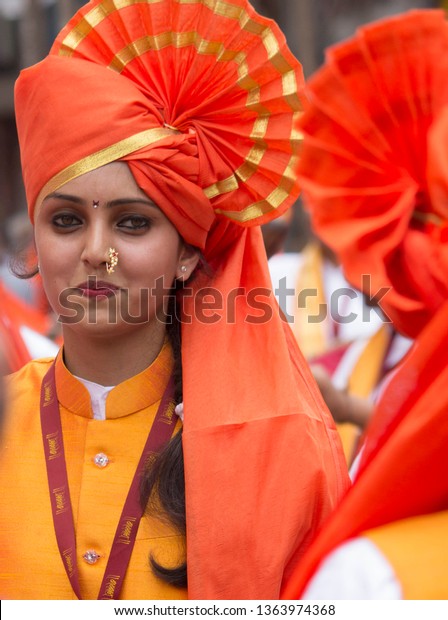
[106,248,119,275]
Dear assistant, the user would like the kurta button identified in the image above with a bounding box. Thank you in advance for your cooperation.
[94,453,109,468]
[83,550,100,564]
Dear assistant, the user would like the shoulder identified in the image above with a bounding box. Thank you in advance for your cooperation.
[1,358,56,450]
[5,357,55,401]
[303,537,402,600]
[7,356,55,381]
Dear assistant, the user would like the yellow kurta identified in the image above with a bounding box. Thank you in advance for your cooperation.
[0,343,186,600]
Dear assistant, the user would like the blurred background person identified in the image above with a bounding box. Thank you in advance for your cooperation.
[283,8,448,599]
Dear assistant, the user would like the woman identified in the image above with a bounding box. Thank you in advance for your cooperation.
[0,0,349,600]
[281,9,448,599]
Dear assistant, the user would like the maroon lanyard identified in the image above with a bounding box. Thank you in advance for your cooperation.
[40,361,177,600]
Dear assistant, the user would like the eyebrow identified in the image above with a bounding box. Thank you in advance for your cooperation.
[43,192,158,209]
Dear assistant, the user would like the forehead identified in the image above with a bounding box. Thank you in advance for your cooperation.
[48,162,145,199]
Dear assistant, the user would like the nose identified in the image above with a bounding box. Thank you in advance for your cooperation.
[80,221,110,271]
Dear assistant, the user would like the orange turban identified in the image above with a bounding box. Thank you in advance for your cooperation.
[295,9,448,339]
[15,0,348,599]
[17,0,305,251]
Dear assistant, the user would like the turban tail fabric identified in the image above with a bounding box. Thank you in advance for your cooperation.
[281,10,448,598]
[15,0,349,598]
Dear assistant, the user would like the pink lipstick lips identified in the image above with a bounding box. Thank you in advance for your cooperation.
[75,278,119,298]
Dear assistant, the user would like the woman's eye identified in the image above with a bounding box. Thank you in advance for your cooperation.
[118,216,150,230]
[52,213,82,228]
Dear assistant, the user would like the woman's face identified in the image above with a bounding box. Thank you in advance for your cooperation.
[34,162,198,339]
